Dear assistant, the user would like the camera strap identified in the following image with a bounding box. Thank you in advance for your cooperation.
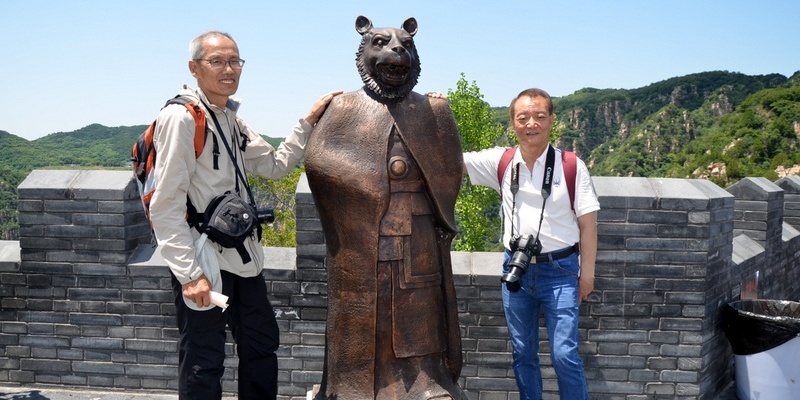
[510,145,556,244]
[201,100,256,207]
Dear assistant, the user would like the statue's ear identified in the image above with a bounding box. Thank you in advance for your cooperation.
[355,15,373,35]
[402,17,418,37]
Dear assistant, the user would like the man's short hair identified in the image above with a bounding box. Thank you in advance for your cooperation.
[189,31,237,60]
[509,88,553,120]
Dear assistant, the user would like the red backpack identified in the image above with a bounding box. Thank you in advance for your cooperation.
[497,147,577,211]
[130,96,214,228]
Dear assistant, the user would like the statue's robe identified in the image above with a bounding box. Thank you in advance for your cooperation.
[305,88,465,399]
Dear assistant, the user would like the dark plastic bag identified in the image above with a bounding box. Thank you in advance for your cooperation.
[722,299,800,355]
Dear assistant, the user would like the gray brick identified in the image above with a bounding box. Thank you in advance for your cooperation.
[72,337,124,350]
[629,369,659,382]
[20,358,70,372]
[659,318,703,331]
[660,344,702,357]
[645,383,676,395]
[19,237,72,250]
[649,331,680,344]
[678,357,702,371]
[18,213,71,226]
[589,330,647,343]
[465,352,513,366]
[627,238,694,251]
[290,345,324,359]
[628,210,688,224]
[125,364,176,377]
[289,370,322,384]
[72,213,126,227]
[675,383,701,396]
[660,370,698,383]
[124,315,175,327]
[465,377,517,391]
[124,339,175,352]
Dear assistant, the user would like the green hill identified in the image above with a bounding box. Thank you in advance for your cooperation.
[491,70,800,186]
[0,125,288,239]
[2,70,799,239]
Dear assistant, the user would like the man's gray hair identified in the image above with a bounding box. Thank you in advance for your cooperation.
[189,31,237,60]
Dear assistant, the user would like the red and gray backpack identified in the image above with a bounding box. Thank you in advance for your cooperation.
[130,96,218,230]
[497,146,577,211]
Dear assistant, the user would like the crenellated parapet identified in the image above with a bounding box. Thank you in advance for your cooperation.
[0,170,798,399]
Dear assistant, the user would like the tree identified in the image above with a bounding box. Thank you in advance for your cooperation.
[449,74,505,251]
[0,166,25,240]
[249,165,304,247]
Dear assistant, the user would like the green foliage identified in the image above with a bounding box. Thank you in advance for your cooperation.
[544,71,789,163]
[541,71,796,185]
[449,74,504,151]
[249,165,303,247]
[449,74,505,252]
[0,166,26,239]
[666,85,800,185]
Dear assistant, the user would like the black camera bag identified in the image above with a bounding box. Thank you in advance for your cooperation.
[201,192,257,248]
[192,191,258,264]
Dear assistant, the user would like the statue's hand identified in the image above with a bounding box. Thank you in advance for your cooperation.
[305,90,344,125]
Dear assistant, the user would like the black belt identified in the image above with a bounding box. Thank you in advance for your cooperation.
[534,244,579,264]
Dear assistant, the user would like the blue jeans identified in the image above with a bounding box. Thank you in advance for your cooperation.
[502,250,588,400]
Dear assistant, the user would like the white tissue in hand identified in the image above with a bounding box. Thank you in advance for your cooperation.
[209,291,229,310]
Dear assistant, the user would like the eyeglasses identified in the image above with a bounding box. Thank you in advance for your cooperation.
[195,58,245,70]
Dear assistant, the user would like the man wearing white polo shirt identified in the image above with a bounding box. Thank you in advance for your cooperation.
[463,88,599,400]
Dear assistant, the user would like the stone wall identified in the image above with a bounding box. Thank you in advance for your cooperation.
[1,170,799,399]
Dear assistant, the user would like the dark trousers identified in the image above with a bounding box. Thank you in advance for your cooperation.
[171,270,280,400]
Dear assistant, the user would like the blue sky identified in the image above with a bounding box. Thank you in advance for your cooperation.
[1,1,798,141]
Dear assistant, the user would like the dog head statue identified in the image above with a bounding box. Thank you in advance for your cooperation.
[355,16,421,100]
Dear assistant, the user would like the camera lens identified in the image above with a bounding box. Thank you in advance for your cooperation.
[256,208,275,224]
[502,234,541,291]
[501,266,525,291]
[505,280,521,292]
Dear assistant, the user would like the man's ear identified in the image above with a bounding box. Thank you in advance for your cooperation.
[188,60,198,77]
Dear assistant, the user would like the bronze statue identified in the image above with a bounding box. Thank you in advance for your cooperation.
[305,15,467,400]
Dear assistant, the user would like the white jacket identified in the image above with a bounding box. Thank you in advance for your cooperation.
[149,85,313,284]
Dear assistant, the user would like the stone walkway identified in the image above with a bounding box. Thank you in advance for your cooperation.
[0,386,237,400]
[1,384,737,399]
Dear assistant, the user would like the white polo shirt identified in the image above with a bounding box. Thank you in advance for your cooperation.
[464,145,600,253]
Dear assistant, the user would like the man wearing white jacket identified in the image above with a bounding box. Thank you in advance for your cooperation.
[148,30,339,399]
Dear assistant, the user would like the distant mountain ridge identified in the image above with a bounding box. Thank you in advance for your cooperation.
[0,124,285,170]
[2,70,799,239]
[491,70,800,185]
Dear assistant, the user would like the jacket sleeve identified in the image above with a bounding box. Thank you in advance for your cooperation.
[149,105,204,285]
[240,117,314,179]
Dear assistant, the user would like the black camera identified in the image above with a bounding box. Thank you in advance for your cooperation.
[256,208,275,224]
[501,234,541,291]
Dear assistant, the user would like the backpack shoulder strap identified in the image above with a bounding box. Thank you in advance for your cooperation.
[497,147,577,211]
[165,96,208,159]
[562,149,577,211]
[497,147,516,190]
